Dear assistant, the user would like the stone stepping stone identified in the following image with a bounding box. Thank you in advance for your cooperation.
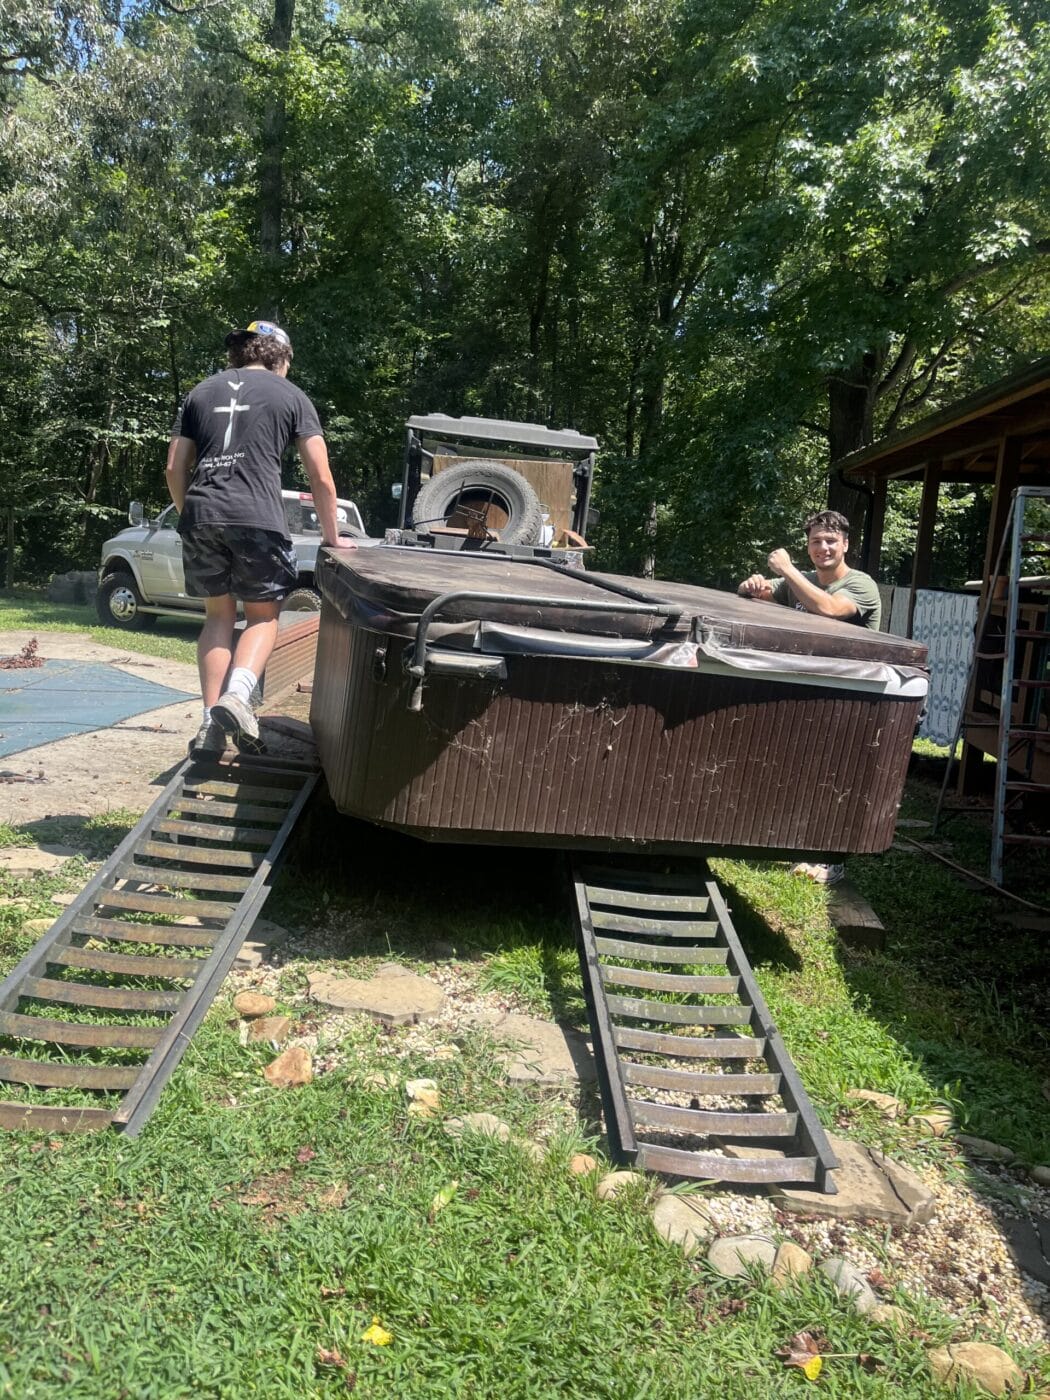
[481,1011,595,1085]
[927,1342,1024,1396]
[723,1134,935,1225]
[1003,1211,1050,1285]
[307,969,445,1025]
[651,1195,714,1257]
[707,1234,776,1278]
[820,1256,877,1313]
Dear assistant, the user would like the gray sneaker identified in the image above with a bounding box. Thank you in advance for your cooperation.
[212,691,266,755]
[189,719,226,757]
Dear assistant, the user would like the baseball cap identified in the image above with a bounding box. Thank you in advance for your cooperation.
[225,319,292,350]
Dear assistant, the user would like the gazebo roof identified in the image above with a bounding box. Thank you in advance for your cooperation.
[839,356,1050,483]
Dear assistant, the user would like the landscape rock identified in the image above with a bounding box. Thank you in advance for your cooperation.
[955,1134,1015,1163]
[408,1094,441,1119]
[927,1342,1024,1395]
[846,1089,903,1118]
[1030,1165,1050,1188]
[569,1153,599,1177]
[234,918,291,970]
[771,1241,813,1289]
[867,1304,909,1330]
[596,1171,646,1201]
[444,1113,512,1143]
[247,1015,292,1045]
[480,1011,595,1085]
[307,969,445,1025]
[233,992,276,1019]
[1002,1212,1050,1285]
[22,918,53,937]
[514,1138,546,1164]
[51,892,76,907]
[909,1108,954,1137]
[0,846,77,877]
[374,962,412,978]
[427,1044,460,1063]
[722,1135,936,1225]
[405,1078,438,1099]
[651,1195,715,1257]
[820,1256,878,1314]
[262,1046,312,1088]
[353,1070,399,1091]
[707,1234,777,1279]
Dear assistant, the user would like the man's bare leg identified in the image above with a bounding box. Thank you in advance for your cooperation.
[231,599,281,676]
[199,594,238,707]
[211,599,282,751]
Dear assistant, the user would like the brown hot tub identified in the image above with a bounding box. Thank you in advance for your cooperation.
[311,548,928,857]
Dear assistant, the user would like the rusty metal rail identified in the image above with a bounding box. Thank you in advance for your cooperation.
[572,861,838,1190]
[0,753,318,1135]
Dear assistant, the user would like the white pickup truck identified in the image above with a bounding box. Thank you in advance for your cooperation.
[97,490,366,630]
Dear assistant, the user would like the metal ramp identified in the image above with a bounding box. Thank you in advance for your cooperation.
[573,862,838,1190]
[0,753,318,1136]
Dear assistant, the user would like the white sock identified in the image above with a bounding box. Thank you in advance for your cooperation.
[227,667,257,705]
[202,706,212,724]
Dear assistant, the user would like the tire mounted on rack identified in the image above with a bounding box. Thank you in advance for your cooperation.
[412,459,544,545]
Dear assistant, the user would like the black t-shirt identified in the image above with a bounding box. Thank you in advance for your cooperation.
[173,367,323,538]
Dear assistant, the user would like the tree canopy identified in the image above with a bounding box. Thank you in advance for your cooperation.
[1,0,1047,586]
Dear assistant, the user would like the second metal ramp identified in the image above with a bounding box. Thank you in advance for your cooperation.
[573,861,838,1191]
[0,753,317,1136]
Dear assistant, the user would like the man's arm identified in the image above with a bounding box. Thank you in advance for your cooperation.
[165,436,196,511]
[767,549,859,621]
[737,573,775,602]
[297,434,356,549]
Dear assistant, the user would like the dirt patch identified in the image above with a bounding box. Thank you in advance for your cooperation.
[234,1169,349,1223]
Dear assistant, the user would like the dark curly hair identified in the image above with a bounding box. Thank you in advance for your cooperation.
[803,509,851,538]
[225,332,292,372]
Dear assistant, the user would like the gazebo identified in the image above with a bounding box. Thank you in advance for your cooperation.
[837,356,1050,792]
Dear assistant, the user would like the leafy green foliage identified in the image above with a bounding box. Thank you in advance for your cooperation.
[0,0,1047,585]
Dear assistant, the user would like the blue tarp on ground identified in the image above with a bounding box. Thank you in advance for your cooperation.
[0,659,194,759]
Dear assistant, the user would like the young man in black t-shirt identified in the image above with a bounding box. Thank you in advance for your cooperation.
[166,319,354,755]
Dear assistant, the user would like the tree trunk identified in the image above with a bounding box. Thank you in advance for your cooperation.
[826,350,883,554]
[259,0,295,315]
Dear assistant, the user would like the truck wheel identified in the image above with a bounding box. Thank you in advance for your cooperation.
[96,571,156,630]
[412,460,544,545]
[281,586,322,614]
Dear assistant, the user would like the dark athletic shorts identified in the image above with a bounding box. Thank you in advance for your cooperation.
[182,525,298,602]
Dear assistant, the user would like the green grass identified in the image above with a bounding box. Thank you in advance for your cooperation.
[0,588,199,665]
[0,753,1048,1395]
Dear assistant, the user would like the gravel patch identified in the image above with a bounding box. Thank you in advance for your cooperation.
[223,917,1050,1351]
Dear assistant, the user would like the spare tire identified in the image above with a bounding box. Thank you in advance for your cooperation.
[412,460,544,545]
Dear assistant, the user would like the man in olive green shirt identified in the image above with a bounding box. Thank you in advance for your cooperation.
[737,509,882,630]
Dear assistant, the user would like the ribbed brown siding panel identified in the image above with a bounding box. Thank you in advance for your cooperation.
[316,616,919,854]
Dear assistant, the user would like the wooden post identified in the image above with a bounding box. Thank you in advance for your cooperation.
[865,476,887,577]
[907,460,940,635]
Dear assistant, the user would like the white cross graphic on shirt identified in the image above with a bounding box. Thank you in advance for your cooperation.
[214,380,249,451]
